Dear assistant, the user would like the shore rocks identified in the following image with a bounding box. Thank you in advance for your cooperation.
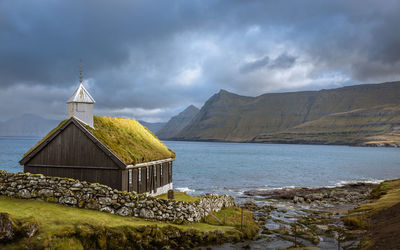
[0,213,17,242]
[244,182,375,205]
[0,213,38,243]
[0,171,235,223]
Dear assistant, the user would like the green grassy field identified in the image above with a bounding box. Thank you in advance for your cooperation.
[0,196,257,249]
[0,196,232,234]
[155,191,202,203]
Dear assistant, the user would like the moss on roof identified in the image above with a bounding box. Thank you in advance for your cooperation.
[84,116,175,165]
[23,116,175,165]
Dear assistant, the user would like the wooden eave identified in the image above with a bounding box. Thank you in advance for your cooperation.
[19,117,126,169]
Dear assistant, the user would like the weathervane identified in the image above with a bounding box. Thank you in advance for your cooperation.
[79,59,83,84]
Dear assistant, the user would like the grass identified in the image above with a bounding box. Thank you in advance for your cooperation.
[343,179,400,230]
[356,179,400,213]
[0,196,233,235]
[204,206,259,238]
[0,196,258,249]
[155,192,202,203]
[87,116,175,164]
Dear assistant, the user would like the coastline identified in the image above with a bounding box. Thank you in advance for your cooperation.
[218,179,400,249]
[163,138,400,148]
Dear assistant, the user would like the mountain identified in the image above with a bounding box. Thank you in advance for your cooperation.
[156,105,200,139]
[0,114,60,137]
[173,81,400,144]
[138,121,166,134]
[253,105,400,146]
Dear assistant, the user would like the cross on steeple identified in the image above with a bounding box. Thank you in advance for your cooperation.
[79,59,83,84]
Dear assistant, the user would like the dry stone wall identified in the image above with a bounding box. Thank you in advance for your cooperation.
[0,171,235,222]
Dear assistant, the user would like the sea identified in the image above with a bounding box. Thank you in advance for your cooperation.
[2,136,400,198]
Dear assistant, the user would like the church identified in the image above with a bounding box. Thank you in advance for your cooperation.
[20,82,175,195]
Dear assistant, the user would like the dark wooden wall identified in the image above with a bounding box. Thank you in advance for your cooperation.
[127,161,173,194]
[24,122,123,190]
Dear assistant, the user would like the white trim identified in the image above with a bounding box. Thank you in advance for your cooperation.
[126,158,174,169]
[147,183,173,197]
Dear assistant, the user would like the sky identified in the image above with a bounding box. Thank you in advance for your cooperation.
[1,0,400,122]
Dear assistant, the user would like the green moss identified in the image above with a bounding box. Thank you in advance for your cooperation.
[46,197,57,203]
[356,179,400,213]
[204,207,259,239]
[155,192,202,203]
[85,116,175,164]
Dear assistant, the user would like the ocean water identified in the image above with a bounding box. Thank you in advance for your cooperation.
[1,137,400,197]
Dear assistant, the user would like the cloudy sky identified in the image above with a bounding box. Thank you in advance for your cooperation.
[1,0,400,122]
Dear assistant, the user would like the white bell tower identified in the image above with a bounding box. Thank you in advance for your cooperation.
[67,62,95,127]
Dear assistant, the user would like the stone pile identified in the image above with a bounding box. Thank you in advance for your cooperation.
[0,171,235,222]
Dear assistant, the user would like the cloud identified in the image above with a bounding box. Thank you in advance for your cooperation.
[1,0,400,122]
[240,53,297,73]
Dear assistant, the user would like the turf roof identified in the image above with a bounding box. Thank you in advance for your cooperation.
[22,116,175,165]
[86,116,175,164]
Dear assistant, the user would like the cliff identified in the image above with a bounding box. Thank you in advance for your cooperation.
[173,81,400,144]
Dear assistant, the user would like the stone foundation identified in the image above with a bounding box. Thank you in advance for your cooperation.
[0,171,235,222]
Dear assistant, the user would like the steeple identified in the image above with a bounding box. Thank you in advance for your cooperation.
[67,62,95,128]
[79,59,83,84]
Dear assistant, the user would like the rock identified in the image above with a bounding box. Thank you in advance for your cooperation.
[18,189,31,199]
[98,197,112,205]
[241,200,259,211]
[100,206,114,214]
[60,196,77,205]
[85,199,100,210]
[72,182,83,189]
[140,208,154,219]
[38,189,53,198]
[0,213,17,242]
[20,217,39,238]
[293,196,304,203]
[116,207,132,217]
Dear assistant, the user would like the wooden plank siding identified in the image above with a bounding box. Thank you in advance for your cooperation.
[126,161,173,194]
[24,122,123,190]
[27,123,120,169]
[23,121,174,194]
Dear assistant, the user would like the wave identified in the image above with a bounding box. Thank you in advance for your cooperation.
[335,178,384,186]
[175,187,195,193]
[242,179,385,193]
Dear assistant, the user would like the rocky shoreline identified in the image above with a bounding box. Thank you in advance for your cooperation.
[216,183,377,249]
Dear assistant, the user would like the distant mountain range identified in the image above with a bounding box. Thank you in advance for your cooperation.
[156,105,199,139]
[4,81,400,147]
[138,121,166,134]
[170,81,400,146]
[0,114,60,137]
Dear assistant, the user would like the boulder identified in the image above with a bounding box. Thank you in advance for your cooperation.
[18,189,31,199]
[116,207,132,217]
[0,213,17,242]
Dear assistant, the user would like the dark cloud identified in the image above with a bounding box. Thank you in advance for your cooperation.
[240,56,270,73]
[0,0,400,122]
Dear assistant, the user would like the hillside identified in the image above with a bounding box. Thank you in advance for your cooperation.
[138,120,166,134]
[0,114,59,137]
[157,105,199,139]
[253,105,400,146]
[0,195,256,249]
[173,81,400,143]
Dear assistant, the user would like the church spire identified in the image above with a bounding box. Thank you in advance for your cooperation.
[79,59,83,84]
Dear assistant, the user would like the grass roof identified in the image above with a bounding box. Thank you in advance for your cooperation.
[85,116,175,165]
[23,116,175,165]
